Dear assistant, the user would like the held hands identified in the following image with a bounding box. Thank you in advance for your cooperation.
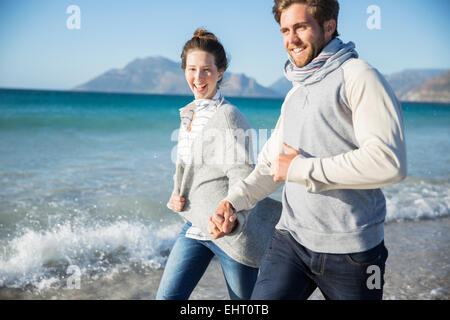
[270,143,300,182]
[206,143,300,239]
[169,194,185,212]
[207,201,237,240]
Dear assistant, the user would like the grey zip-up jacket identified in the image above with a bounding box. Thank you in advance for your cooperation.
[225,58,407,254]
[171,101,282,267]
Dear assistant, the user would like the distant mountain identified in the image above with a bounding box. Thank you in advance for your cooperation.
[384,69,447,100]
[268,68,450,103]
[401,70,450,104]
[75,56,191,95]
[269,77,292,97]
[74,56,279,98]
[74,56,449,102]
[221,73,280,98]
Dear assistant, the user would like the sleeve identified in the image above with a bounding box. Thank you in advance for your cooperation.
[167,126,182,209]
[223,113,285,212]
[286,61,407,192]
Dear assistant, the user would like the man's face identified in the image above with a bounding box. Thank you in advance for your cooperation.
[280,3,331,68]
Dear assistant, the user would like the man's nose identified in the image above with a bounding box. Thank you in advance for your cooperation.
[288,30,301,44]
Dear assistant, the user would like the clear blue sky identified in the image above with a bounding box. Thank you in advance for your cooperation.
[1,0,449,90]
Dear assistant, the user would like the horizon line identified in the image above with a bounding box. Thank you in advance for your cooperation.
[1,86,449,106]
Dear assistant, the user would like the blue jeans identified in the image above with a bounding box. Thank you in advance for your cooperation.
[251,229,388,300]
[156,222,259,300]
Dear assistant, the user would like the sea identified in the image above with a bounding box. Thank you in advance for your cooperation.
[0,88,449,299]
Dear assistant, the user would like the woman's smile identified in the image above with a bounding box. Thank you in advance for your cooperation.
[185,50,223,100]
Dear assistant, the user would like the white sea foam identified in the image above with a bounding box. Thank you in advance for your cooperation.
[0,220,182,290]
[383,177,450,222]
[1,173,448,293]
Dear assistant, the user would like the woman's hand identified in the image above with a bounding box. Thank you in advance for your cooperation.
[207,201,237,239]
[169,194,185,212]
[207,217,225,240]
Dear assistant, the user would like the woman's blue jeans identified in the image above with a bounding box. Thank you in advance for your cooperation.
[156,222,259,300]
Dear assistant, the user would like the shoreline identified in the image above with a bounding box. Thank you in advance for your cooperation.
[0,217,448,300]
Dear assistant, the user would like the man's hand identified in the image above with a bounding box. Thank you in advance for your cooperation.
[270,142,300,182]
[168,194,185,212]
[208,201,237,239]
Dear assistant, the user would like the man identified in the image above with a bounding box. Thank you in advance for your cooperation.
[207,0,407,300]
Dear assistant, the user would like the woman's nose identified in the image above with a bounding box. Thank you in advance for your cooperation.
[194,70,204,80]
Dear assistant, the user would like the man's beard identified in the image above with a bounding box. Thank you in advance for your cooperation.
[290,34,326,68]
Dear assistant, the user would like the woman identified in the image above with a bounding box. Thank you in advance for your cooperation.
[156,29,281,300]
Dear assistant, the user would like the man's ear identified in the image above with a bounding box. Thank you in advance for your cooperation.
[323,19,337,40]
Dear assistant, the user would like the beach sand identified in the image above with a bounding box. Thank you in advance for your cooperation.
[0,217,448,300]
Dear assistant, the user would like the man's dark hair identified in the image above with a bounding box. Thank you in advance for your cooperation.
[272,0,340,38]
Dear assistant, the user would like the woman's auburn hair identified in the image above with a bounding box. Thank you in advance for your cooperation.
[180,28,228,84]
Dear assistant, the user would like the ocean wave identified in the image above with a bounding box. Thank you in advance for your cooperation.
[0,176,448,292]
[0,220,182,291]
[384,177,450,222]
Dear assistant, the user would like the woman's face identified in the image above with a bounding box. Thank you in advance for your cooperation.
[185,50,224,100]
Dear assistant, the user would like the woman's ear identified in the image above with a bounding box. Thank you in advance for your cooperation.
[218,69,225,82]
